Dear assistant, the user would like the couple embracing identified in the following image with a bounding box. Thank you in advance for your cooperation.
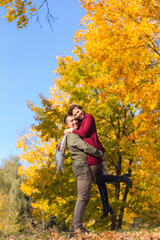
[57,104,132,236]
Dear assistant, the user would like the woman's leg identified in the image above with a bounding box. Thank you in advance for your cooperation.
[89,164,101,183]
[90,165,132,218]
[90,164,113,219]
[96,173,132,188]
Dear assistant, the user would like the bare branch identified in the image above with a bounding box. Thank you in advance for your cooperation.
[144,36,160,57]
[29,0,56,31]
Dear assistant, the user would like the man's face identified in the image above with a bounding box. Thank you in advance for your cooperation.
[66,116,78,129]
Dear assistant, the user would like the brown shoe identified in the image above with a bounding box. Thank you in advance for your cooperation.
[80,227,89,234]
[68,231,77,238]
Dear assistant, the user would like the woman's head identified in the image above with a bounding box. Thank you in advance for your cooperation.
[68,105,85,120]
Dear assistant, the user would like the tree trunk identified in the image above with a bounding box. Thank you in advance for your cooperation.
[110,107,134,230]
[111,181,120,230]
[117,158,133,229]
[111,214,117,230]
[117,184,130,229]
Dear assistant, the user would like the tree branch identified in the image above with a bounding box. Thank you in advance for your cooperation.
[110,115,118,137]
[29,0,56,31]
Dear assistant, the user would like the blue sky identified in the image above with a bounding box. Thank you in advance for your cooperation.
[0,0,86,163]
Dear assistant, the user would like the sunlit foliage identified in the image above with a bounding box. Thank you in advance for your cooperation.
[16,0,160,230]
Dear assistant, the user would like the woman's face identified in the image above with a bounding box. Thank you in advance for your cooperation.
[72,107,84,120]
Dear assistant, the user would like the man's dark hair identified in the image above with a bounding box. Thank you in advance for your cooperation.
[64,114,72,125]
[68,105,83,115]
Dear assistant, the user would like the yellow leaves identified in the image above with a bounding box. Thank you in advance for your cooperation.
[78,0,160,131]
[68,178,75,183]
[18,165,23,175]
[30,6,37,14]
[32,199,49,212]
[20,181,34,196]
[13,0,160,230]
[5,5,9,9]
[1,0,36,27]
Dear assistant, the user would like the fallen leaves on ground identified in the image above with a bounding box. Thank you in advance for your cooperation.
[2,227,160,240]
[64,228,160,240]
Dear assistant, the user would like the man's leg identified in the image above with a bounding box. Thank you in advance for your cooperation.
[71,166,92,232]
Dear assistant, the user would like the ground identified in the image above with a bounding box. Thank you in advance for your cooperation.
[0,227,160,240]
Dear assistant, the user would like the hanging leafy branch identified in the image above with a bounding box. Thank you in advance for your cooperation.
[0,0,56,28]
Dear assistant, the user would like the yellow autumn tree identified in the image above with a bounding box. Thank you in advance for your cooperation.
[17,0,160,231]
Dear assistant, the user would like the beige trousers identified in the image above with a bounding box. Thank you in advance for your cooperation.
[71,166,92,231]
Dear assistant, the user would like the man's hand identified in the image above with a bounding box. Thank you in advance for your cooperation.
[101,153,107,161]
[64,128,73,135]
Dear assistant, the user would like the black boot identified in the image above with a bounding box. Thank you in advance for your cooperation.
[120,174,132,188]
[97,181,113,219]
[100,203,113,219]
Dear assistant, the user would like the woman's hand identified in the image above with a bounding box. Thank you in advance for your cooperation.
[55,142,60,150]
[64,128,73,135]
[55,139,62,150]
[101,153,107,162]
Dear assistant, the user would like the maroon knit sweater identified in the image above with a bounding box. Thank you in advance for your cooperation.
[72,113,105,165]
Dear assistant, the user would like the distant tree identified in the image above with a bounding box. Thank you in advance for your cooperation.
[0,156,32,234]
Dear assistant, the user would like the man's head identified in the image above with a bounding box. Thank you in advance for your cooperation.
[64,115,79,129]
